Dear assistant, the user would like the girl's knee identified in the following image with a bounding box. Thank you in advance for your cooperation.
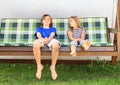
[71,44,77,47]
[71,41,78,46]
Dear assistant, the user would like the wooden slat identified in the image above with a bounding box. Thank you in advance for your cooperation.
[0,46,116,52]
[59,52,117,56]
[0,51,117,56]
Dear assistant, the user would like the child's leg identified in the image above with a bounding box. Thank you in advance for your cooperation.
[48,39,60,80]
[81,40,91,51]
[70,41,77,56]
[33,40,44,80]
[70,45,77,56]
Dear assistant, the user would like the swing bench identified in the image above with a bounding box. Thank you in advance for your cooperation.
[0,17,119,65]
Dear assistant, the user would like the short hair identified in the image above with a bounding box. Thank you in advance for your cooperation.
[40,14,53,27]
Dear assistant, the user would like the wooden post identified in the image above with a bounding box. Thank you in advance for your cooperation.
[117,0,120,57]
[112,0,120,65]
[117,32,120,56]
[118,0,120,20]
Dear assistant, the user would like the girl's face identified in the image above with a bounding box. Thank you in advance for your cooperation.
[70,18,77,28]
[42,16,51,27]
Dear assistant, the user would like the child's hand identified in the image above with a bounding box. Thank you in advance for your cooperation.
[74,39,79,41]
[46,38,51,44]
[43,38,50,44]
[75,38,81,42]
[78,38,82,42]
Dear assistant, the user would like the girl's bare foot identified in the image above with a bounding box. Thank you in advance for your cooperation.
[82,40,91,51]
[50,66,57,80]
[70,51,76,57]
[36,65,43,80]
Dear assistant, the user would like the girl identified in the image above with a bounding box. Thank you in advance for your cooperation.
[68,16,91,57]
[33,14,60,80]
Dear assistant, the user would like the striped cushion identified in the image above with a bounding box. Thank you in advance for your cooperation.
[0,18,113,46]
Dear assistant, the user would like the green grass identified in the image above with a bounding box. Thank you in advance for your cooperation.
[1,61,120,85]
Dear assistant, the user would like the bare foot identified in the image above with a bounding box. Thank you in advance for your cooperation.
[82,40,91,51]
[70,51,76,57]
[50,66,57,80]
[36,65,43,80]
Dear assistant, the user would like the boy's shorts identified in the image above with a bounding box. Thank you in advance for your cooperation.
[37,38,61,50]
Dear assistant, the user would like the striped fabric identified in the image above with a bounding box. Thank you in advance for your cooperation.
[0,18,113,46]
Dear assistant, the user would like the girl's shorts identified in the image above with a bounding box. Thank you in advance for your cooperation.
[71,40,86,47]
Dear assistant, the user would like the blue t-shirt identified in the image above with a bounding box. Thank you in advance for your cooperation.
[34,27,56,39]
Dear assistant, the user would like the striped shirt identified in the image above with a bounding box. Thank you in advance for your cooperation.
[72,27,85,38]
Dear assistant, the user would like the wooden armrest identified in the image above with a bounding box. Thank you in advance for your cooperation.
[118,29,120,32]
[108,28,117,33]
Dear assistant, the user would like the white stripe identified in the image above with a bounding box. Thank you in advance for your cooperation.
[4,19,10,43]
[28,19,33,42]
[17,19,22,43]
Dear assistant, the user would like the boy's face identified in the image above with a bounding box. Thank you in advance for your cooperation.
[42,16,51,27]
[70,18,77,28]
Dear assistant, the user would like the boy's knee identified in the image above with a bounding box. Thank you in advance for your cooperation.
[33,40,42,49]
[52,42,59,50]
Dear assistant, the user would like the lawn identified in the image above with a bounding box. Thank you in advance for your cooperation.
[0,61,120,85]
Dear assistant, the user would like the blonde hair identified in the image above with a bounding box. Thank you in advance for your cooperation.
[70,16,81,31]
[40,14,53,27]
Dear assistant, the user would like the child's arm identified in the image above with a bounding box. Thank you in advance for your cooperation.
[37,32,49,44]
[42,32,55,44]
[79,30,86,41]
[48,32,55,41]
[37,32,44,40]
[37,32,55,41]
[37,32,54,44]
[67,30,76,41]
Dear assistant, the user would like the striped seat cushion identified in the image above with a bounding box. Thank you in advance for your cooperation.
[0,18,113,46]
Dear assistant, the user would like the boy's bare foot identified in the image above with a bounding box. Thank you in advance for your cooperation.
[82,40,91,51]
[70,51,76,57]
[36,65,43,80]
[50,66,57,80]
